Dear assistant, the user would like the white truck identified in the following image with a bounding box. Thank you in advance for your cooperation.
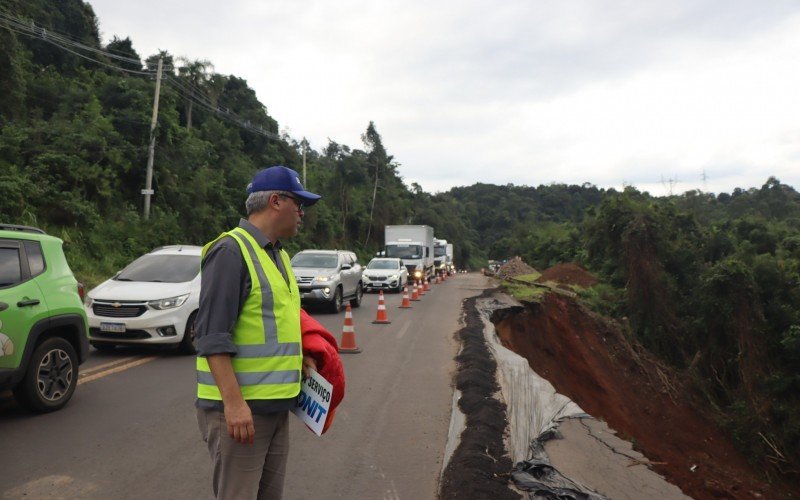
[434,239,448,276]
[446,243,454,274]
[385,225,434,282]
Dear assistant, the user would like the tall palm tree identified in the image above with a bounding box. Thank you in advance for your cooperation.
[178,58,213,130]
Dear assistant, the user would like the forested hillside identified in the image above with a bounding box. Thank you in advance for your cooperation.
[1,0,798,484]
[583,182,800,481]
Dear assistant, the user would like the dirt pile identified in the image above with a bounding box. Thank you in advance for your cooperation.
[440,291,521,499]
[536,262,598,288]
[492,292,783,499]
[496,257,538,280]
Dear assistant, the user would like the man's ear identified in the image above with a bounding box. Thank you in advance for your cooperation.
[271,193,281,208]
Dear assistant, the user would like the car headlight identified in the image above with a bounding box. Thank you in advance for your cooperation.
[84,296,93,307]
[389,274,398,281]
[148,294,189,310]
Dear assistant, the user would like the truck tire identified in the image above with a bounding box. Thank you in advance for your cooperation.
[14,337,79,413]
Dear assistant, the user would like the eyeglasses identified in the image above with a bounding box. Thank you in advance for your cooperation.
[279,193,305,212]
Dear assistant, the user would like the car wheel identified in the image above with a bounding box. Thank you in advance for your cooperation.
[90,342,116,353]
[329,287,343,313]
[14,337,78,413]
[179,311,198,355]
[350,283,363,308]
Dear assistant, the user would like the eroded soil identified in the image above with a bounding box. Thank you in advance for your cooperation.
[492,292,789,499]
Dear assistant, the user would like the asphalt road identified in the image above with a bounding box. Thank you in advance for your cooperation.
[0,273,488,499]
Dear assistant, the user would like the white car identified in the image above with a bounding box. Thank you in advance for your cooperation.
[85,245,201,353]
[363,257,408,293]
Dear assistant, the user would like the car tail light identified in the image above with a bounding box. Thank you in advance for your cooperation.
[77,282,85,300]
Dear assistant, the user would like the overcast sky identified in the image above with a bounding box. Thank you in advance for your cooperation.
[87,0,800,196]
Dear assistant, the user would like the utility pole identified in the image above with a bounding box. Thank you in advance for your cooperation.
[302,137,307,186]
[143,57,163,220]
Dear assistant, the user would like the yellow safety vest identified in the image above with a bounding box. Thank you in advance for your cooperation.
[197,227,302,401]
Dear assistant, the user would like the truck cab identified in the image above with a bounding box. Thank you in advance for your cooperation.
[385,225,434,282]
[446,243,454,275]
[433,239,448,276]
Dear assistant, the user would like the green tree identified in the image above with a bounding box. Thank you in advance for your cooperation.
[177,58,213,130]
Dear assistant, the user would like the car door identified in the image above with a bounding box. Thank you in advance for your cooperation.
[340,253,354,296]
[349,253,362,290]
[0,239,47,371]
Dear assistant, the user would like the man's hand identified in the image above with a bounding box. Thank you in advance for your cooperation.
[224,399,255,444]
[302,355,318,377]
[207,354,255,444]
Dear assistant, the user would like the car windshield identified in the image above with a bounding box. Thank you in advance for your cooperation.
[292,254,338,268]
[385,245,422,259]
[116,254,200,283]
[434,246,447,257]
[368,260,399,270]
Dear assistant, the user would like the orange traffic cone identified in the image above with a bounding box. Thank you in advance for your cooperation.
[423,277,431,292]
[372,290,391,324]
[339,304,361,353]
[435,273,441,284]
[411,281,420,301]
[399,285,412,308]
[418,279,426,296]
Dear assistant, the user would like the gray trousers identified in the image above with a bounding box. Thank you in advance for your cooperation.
[197,408,290,500]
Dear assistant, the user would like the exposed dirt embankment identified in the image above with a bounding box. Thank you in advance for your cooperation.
[493,292,780,500]
[535,262,598,288]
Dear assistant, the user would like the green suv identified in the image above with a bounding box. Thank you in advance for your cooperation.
[0,224,89,412]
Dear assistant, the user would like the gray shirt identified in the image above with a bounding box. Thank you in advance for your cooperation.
[194,219,296,413]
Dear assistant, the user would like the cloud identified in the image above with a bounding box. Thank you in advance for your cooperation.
[88,0,800,196]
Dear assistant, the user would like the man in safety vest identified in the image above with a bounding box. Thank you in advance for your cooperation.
[194,165,321,499]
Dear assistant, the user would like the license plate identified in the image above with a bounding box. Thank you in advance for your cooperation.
[100,322,126,333]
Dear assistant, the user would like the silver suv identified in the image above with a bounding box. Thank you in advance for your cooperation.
[290,250,363,313]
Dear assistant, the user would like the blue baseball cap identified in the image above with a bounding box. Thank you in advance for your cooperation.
[246,166,322,206]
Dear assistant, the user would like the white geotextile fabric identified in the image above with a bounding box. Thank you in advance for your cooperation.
[442,388,465,477]
[476,295,586,464]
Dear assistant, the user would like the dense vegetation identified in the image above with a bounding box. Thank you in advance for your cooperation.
[1,0,798,484]
[454,178,800,479]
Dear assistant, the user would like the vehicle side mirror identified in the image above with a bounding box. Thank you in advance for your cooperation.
[341,263,352,270]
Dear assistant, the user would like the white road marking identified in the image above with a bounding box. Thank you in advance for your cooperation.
[396,322,411,339]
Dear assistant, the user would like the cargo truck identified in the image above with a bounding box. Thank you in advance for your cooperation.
[446,243,454,275]
[434,239,448,275]
[385,225,434,281]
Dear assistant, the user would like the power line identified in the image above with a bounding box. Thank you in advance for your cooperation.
[164,77,280,140]
[0,10,144,66]
[1,8,281,139]
[0,18,155,75]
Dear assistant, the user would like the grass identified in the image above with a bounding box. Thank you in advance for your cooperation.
[500,281,548,303]
[511,272,542,283]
